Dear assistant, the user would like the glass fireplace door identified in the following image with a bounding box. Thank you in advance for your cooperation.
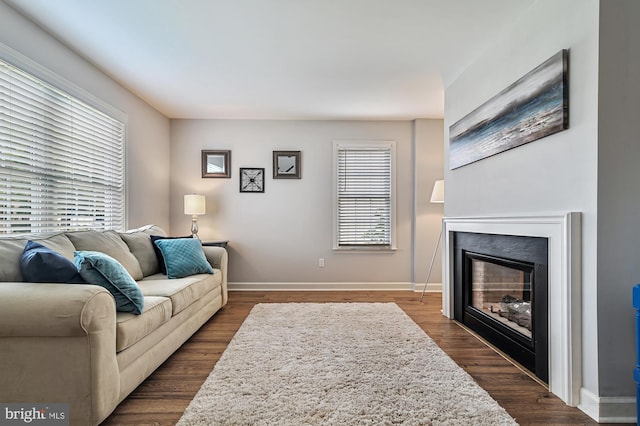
[467,253,534,344]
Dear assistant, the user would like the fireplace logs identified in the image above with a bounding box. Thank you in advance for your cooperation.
[489,295,532,330]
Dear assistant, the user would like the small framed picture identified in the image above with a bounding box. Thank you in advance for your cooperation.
[273,151,301,179]
[202,150,231,178]
[239,168,265,193]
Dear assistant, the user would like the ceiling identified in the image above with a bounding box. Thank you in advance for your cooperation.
[6,0,534,120]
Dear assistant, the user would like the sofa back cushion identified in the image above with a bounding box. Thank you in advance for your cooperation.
[0,233,77,282]
[119,225,167,277]
[66,230,144,281]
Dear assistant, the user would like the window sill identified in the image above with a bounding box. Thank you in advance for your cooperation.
[333,246,397,253]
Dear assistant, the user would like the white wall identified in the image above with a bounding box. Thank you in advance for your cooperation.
[0,1,171,230]
[170,119,443,287]
[445,0,603,404]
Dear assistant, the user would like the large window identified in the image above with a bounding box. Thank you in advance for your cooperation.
[333,140,396,250]
[0,58,125,234]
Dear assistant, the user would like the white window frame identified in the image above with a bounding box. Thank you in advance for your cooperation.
[332,140,397,251]
[0,42,128,234]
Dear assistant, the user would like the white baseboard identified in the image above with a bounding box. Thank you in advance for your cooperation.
[578,387,636,423]
[414,282,443,293]
[228,282,418,291]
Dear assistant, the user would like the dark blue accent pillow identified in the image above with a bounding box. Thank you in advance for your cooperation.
[74,251,144,315]
[150,234,192,274]
[20,240,85,283]
[154,238,214,279]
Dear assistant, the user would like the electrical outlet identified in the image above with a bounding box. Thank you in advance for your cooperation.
[318,258,325,267]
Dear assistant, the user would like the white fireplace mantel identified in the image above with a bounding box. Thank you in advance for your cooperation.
[442,213,582,407]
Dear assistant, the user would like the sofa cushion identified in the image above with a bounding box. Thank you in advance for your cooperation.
[153,238,215,279]
[115,296,172,352]
[120,226,168,277]
[74,251,144,315]
[139,273,221,315]
[20,241,85,283]
[0,233,76,282]
[66,230,144,280]
[35,233,77,261]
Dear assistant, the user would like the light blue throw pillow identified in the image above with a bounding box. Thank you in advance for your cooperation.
[153,238,214,279]
[74,250,144,315]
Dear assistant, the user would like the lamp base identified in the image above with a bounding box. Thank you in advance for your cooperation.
[191,216,200,240]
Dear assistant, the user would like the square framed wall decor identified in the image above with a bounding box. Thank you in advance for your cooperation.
[202,150,231,178]
[273,151,301,179]
[239,168,265,193]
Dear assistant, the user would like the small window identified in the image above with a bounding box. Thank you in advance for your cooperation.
[0,58,125,234]
[333,140,396,250]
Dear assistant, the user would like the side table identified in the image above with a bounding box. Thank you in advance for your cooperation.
[202,240,229,249]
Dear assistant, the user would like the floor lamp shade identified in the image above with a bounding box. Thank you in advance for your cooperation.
[430,180,444,203]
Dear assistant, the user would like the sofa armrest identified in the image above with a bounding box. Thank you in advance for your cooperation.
[0,282,120,425]
[0,282,116,337]
[202,246,228,306]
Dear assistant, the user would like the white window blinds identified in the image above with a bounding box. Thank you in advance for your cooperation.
[0,58,125,234]
[335,141,395,248]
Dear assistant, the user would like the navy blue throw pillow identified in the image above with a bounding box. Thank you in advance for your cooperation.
[20,240,85,283]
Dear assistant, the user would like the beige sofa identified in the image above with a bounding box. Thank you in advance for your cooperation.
[0,225,228,425]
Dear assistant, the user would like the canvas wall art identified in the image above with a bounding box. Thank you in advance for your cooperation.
[449,49,568,170]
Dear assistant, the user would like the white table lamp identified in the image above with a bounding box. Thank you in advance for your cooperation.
[184,194,206,240]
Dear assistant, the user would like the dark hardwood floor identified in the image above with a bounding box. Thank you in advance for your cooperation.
[102,291,626,425]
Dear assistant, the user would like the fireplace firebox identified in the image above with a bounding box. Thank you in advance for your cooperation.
[453,232,548,383]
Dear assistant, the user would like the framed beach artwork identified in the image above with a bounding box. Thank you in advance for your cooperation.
[449,49,568,170]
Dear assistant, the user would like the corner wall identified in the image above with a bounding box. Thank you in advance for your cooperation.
[0,1,171,230]
[444,0,606,417]
[596,0,640,413]
[413,119,444,290]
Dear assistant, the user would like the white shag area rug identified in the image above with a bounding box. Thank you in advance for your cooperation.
[177,303,518,426]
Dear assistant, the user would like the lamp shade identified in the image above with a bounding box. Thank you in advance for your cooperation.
[430,180,444,203]
[184,194,206,215]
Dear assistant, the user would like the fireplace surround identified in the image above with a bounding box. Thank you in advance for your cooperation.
[442,213,581,406]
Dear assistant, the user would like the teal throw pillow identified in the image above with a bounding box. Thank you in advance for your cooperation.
[74,251,144,315]
[150,234,192,275]
[153,238,214,279]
